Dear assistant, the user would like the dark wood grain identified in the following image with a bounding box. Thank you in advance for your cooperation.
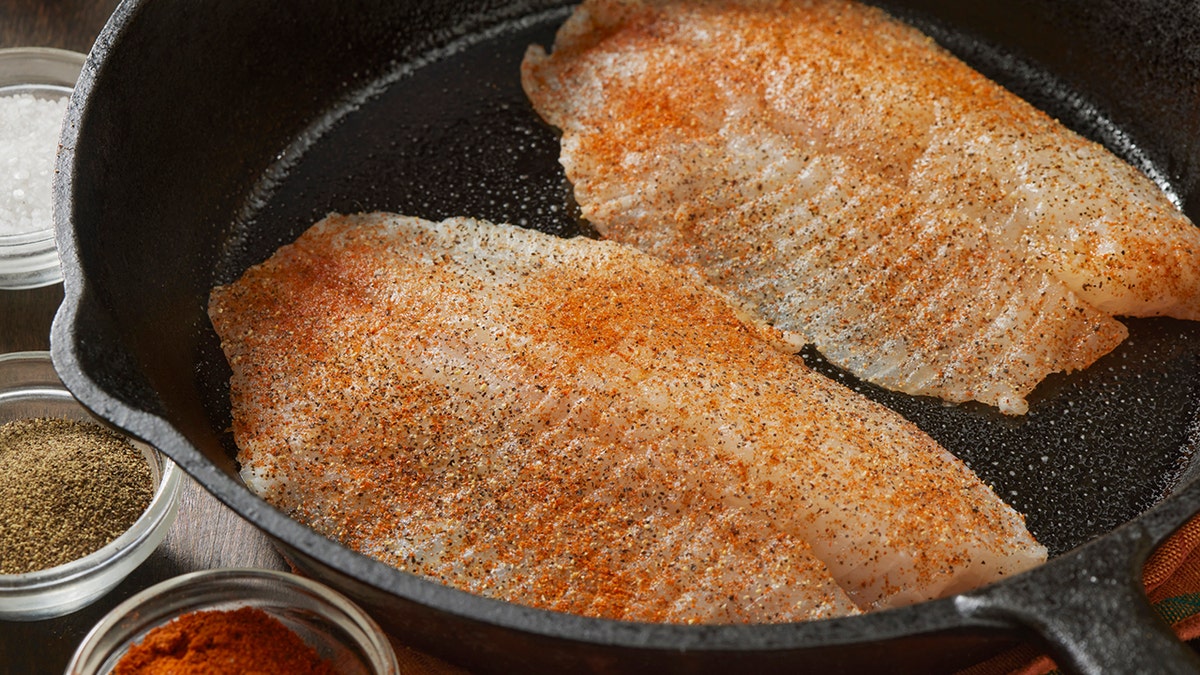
[0,0,122,53]
[0,5,288,672]
[0,285,62,353]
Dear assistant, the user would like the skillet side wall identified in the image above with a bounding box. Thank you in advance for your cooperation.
[63,0,569,470]
[54,0,1200,672]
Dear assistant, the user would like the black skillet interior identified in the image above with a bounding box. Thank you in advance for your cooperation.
[52,0,1200,672]
[211,0,1200,557]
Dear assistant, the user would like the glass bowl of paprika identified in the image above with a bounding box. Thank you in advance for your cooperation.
[0,351,183,620]
[65,567,401,675]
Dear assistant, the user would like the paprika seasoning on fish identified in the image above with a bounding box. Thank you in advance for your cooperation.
[112,606,338,675]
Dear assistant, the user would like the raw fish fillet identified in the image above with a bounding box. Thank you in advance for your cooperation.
[209,212,1046,619]
[522,0,1200,414]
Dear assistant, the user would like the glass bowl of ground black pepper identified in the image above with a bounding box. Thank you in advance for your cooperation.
[66,568,401,675]
[0,351,183,620]
[0,48,86,289]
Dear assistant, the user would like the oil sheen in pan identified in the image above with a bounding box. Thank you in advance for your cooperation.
[230,5,1200,558]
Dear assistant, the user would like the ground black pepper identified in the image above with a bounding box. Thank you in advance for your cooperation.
[0,417,154,574]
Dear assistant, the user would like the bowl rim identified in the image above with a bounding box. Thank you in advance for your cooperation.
[0,351,183,593]
[66,567,401,675]
[0,46,87,90]
[0,226,58,245]
[0,45,87,91]
[0,46,88,63]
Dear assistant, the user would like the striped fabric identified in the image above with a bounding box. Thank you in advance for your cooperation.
[962,515,1200,674]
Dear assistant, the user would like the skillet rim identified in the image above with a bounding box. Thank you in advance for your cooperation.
[47,0,1200,670]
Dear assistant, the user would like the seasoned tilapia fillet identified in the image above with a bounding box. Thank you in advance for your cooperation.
[522,0,1200,414]
[209,213,1045,619]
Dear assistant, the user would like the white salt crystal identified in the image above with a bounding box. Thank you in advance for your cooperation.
[0,93,68,236]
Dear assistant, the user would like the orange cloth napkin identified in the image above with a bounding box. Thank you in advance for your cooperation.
[382,515,1200,674]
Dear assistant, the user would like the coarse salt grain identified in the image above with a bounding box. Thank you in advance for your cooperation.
[0,93,68,236]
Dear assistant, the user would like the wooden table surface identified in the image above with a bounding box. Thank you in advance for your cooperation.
[0,3,289,672]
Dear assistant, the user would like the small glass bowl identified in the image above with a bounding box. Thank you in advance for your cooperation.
[0,351,182,620]
[0,47,86,289]
[66,568,402,675]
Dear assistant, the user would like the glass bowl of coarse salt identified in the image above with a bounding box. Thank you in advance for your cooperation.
[0,351,183,620]
[0,47,85,290]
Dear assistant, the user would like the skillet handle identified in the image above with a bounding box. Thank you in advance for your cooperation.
[957,523,1200,674]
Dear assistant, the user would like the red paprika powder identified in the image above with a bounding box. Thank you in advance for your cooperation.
[112,605,338,675]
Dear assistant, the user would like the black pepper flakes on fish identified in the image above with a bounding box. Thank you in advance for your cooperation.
[521,0,1200,414]
[209,212,1045,620]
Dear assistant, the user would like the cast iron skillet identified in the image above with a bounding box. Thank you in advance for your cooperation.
[49,0,1200,672]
